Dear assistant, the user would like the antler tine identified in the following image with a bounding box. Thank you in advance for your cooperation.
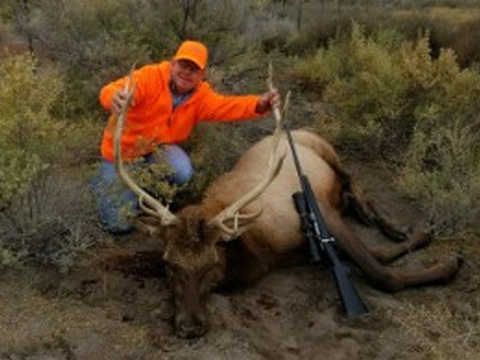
[208,62,287,237]
[208,146,284,231]
[113,66,179,226]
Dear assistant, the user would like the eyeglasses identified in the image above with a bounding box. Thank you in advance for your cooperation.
[176,60,203,74]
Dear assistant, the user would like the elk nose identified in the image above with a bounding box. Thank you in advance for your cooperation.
[176,317,206,338]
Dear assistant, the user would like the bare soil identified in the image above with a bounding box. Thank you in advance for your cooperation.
[1,163,479,360]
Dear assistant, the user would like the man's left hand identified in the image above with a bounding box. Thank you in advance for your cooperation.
[256,88,281,114]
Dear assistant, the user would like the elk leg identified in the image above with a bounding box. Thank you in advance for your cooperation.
[368,228,431,264]
[342,181,409,242]
[322,208,460,292]
[294,130,410,242]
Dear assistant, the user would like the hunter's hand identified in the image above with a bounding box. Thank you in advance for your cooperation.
[111,90,135,116]
[256,88,281,114]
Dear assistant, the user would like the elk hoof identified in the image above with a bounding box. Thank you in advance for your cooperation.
[451,255,464,271]
[436,256,462,283]
[408,228,432,250]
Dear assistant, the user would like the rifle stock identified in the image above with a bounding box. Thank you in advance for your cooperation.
[323,237,369,316]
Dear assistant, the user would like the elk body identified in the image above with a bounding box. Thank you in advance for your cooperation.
[114,81,460,339]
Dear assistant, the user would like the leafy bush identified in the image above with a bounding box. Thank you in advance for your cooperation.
[398,42,480,234]
[9,0,276,117]
[0,54,103,271]
[399,66,480,234]
[2,0,479,252]
[0,53,63,207]
[290,23,480,234]
[25,0,156,115]
[291,23,410,158]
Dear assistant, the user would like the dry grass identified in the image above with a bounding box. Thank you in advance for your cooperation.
[394,7,480,27]
[428,6,480,24]
[0,168,106,272]
[390,299,480,360]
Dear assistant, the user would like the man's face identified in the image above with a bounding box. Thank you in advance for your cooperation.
[171,59,205,94]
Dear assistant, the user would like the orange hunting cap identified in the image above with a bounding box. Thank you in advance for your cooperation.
[174,40,208,70]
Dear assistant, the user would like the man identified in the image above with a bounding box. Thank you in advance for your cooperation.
[91,40,280,234]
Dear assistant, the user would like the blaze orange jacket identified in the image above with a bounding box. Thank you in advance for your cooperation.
[99,61,263,161]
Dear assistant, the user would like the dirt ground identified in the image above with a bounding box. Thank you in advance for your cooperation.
[0,163,479,360]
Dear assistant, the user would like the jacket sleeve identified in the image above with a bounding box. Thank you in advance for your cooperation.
[99,68,147,112]
[99,78,123,111]
[197,85,267,122]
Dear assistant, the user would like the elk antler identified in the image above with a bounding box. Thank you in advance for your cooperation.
[113,67,180,226]
[208,63,287,239]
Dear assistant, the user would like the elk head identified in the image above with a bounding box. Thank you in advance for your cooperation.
[113,71,285,338]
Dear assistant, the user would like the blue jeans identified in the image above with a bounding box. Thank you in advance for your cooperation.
[90,144,193,234]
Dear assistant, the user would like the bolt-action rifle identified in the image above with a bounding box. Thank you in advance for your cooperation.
[285,121,368,317]
[266,63,367,316]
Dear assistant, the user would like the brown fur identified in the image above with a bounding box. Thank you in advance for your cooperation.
[141,130,460,338]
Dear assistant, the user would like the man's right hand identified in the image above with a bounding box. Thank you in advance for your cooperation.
[111,90,133,116]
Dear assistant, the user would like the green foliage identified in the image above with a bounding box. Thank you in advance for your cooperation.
[1,0,480,261]
[292,44,343,90]
[26,0,158,115]
[0,54,104,271]
[128,149,177,206]
[399,43,480,234]
[0,53,63,207]
[291,22,480,234]
[0,0,18,21]
[399,69,480,234]
[11,0,276,116]
[292,23,410,157]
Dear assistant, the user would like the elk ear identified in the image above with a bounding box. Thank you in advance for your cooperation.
[132,215,162,237]
[132,215,180,248]
[163,222,182,240]
[201,219,221,244]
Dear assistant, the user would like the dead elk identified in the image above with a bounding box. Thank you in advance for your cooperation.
[113,85,460,339]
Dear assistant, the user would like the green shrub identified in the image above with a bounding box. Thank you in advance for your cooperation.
[291,22,480,234]
[26,0,156,115]
[399,66,480,234]
[0,54,104,271]
[0,53,63,207]
[17,0,274,116]
[291,23,410,158]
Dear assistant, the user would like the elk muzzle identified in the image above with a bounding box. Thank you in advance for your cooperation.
[171,270,211,338]
[175,309,208,338]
